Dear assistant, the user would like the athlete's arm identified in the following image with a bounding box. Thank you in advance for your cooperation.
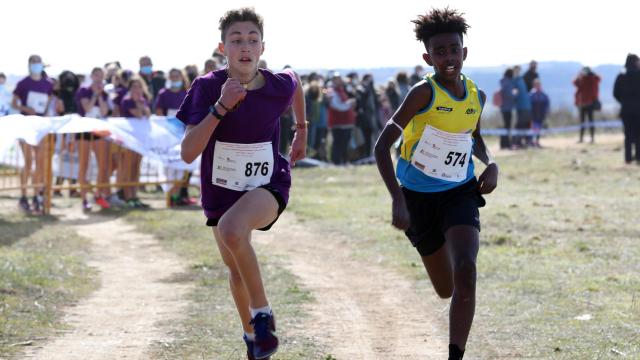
[472,90,498,194]
[374,81,431,230]
[289,71,307,166]
[180,78,245,164]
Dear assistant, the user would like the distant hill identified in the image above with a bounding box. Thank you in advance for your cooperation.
[300,61,624,114]
[4,61,624,114]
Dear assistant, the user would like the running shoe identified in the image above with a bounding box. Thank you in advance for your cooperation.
[95,196,111,209]
[108,194,127,208]
[183,196,198,205]
[19,196,31,214]
[82,199,92,212]
[250,312,278,359]
[32,195,42,214]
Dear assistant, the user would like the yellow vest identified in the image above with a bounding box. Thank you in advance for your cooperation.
[400,74,482,162]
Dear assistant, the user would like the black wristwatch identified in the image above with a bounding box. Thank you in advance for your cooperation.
[209,104,224,121]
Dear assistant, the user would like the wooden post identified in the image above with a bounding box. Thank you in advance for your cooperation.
[43,134,54,215]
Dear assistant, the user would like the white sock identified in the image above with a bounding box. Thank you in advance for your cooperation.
[250,305,272,318]
[244,331,255,341]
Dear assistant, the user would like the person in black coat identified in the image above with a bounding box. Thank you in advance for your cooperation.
[614,53,640,164]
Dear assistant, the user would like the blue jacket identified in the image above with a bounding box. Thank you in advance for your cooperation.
[499,78,516,112]
[530,90,550,123]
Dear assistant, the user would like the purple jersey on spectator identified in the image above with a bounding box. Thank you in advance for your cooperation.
[120,97,149,118]
[13,76,53,115]
[176,68,297,219]
[154,88,187,116]
[75,86,109,116]
[113,85,128,108]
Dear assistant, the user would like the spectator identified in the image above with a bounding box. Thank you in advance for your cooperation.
[74,67,111,211]
[499,68,516,149]
[523,60,539,91]
[574,66,601,143]
[11,54,53,213]
[396,71,410,100]
[0,73,12,116]
[529,79,550,147]
[614,53,640,164]
[356,73,380,158]
[119,76,151,208]
[385,80,400,114]
[512,65,533,148]
[305,81,324,158]
[410,65,424,85]
[327,72,357,165]
[138,55,164,102]
[203,58,219,74]
[184,64,199,84]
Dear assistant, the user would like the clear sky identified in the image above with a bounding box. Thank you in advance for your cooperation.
[2,0,637,76]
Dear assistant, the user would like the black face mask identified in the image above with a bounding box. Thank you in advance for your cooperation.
[187,72,197,82]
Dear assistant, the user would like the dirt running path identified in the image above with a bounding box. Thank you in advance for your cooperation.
[258,214,449,359]
[22,211,192,360]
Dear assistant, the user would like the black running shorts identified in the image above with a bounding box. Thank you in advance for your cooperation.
[402,178,486,256]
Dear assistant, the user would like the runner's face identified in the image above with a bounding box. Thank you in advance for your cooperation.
[219,21,264,74]
[423,33,467,82]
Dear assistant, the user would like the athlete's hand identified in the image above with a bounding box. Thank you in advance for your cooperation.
[478,163,498,194]
[391,194,410,231]
[23,107,37,115]
[219,78,247,109]
[289,130,307,166]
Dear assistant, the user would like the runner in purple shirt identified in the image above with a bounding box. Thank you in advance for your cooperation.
[177,8,306,360]
[11,54,54,214]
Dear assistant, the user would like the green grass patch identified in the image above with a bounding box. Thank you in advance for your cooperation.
[123,208,324,359]
[288,139,640,358]
[0,213,97,357]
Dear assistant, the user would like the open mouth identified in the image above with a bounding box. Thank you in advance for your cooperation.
[239,57,252,63]
[444,65,456,73]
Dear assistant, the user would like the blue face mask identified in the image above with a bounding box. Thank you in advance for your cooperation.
[30,63,44,75]
[171,80,183,89]
[140,65,153,75]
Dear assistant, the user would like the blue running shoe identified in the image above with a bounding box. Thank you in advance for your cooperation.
[249,312,278,359]
[243,334,271,360]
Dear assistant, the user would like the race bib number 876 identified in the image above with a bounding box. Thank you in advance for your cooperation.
[212,141,274,191]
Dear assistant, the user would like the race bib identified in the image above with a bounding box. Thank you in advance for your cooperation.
[212,141,274,191]
[26,91,48,114]
[411,125,472,182]
[167,109,178,118]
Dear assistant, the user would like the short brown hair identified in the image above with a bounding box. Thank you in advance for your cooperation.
[219,7,264,42]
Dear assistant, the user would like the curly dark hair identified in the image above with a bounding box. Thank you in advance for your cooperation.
[412,8,469,49]
[219,7,264,42]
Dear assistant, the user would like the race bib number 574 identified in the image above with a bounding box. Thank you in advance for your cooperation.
[411,125,472,182]
[212,141,274,191]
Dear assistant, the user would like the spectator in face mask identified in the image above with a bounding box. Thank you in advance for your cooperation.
[11,54,54,214]
[138,55,164,103]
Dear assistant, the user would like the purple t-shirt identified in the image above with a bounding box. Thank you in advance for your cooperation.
[176,68,297,219]
[114,85,128,107]
[13,76,54,115]
[120,97,149,118]
[154,88,186,116]
[75,86,109,116]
